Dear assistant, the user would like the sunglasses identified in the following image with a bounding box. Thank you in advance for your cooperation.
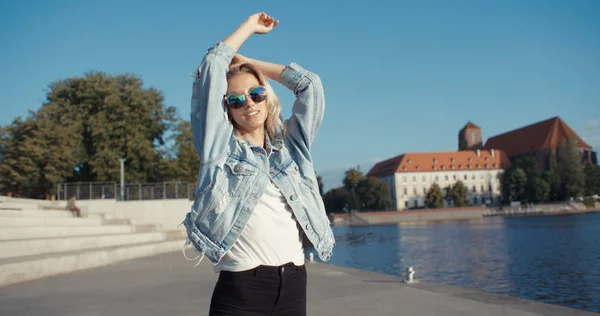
[224,86,268,109]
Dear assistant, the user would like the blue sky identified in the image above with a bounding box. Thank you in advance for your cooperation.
[1,0,599,191]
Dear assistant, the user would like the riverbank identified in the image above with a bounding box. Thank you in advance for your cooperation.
[330,206,485,226]
[0,251,595,315]
[330,204,599,226]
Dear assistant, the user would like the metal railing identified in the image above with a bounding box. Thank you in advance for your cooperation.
[57,181,196,201]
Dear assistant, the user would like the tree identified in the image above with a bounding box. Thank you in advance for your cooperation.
[425,183,444,208]
[584,164,600,196]
[531,177,550,203]
[451,181,469,207]
[43,72,177,183]
[356,177,392,211]
[323,187,350,214]
[160,120,200,183]
[555,139,585,200]
[0,117,38,197]
[343,168,365,193]
[507,168,528,203]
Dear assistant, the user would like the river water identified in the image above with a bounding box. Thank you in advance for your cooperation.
[327,213,600,312]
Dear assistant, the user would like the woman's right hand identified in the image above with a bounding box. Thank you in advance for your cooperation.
[245,13,279,34]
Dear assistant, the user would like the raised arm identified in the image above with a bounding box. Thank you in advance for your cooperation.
[236,55,325,160]
[191,13,278,163]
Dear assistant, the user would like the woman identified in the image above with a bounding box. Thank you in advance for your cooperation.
[182,12,336,316]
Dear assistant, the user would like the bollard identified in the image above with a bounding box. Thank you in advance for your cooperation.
[309,253,314,263]
[404,267,415,284]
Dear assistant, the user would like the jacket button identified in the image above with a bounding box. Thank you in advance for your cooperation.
[290,194,297,201]
[305,224,310,230]
[294,165,299,171]
[234,165,241,172]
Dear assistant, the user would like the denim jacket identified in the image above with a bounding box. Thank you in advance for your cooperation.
[182,42,335,265]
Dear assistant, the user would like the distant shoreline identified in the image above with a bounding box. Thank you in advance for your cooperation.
[330,206,599,226]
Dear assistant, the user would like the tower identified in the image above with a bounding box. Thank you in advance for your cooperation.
[459,122,482,151]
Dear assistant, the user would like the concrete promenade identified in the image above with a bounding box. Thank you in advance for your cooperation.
[0,251,595,316]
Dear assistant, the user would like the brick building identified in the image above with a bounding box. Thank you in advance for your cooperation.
[367,149,510,210]
[459,116,597,169]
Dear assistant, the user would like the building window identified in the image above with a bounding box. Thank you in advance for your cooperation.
[422,175,426,181]
[493,163,498,168]
[489,184,493,192]
[408,159,412,164]
[464,175,468,180]
[477,164,481,169]
[433,166,437,171]
[412,176,416,182]
[472,174,476,180]
[413,188,417,195]
[414,200,418,207]
[435,175,439,181]
[451,165,455,170]
[472,186,476,193]
[442,165,446,170]
[404,166,408,171]
[468,164,472,169]
[405,201,409,207]
[481,185,485,192]
[445,175,449,181]
[403,176,407,182]
[485,164,489,169]
[404,188,407,195]
[480,174,484,179]
[434,159,438,163]
[474,197,479,204]
[416,166,420,171]
[468,157,472,162]
[459,164,463,169]
[453,175,457,180]
[451,158,455,163]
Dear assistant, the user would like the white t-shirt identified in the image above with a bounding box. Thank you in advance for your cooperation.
[213,179,305,273]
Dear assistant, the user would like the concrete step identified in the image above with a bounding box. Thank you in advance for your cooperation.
[0,209,72,218]
[165,229,187,241]
[0,232,167,259]
[0,240,185,287]
[0,216,101,227]
[0,225,132,240]
[0,203,40,210]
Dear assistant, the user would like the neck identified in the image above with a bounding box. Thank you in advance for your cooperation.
[238,128,265,148]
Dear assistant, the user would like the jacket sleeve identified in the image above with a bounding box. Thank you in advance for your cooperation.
[190,42,235,164]
[280,62,325,160]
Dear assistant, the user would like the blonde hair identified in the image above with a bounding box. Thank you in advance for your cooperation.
[226,63,285,141]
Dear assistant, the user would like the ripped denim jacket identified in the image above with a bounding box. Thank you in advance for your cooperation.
[182,42,335,265]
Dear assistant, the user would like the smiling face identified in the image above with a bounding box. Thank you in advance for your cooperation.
[226,73,269,134]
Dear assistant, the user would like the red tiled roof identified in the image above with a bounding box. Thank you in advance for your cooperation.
[460,121,480,131]
[483,116,591,158]
[367,150,510,178]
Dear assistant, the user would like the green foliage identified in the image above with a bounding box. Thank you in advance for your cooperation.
[584,164,600,196]
[583,197,596,209]
[0,72,185,198]
[323,169,392,213]
[425,183,444,208]
[323,187,350,214]
[451,180,469,207]
[356,177,393,210]
[554,139,586,200]
[531,177,550,203]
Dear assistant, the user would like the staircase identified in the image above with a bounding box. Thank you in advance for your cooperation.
[0,199,186,287]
